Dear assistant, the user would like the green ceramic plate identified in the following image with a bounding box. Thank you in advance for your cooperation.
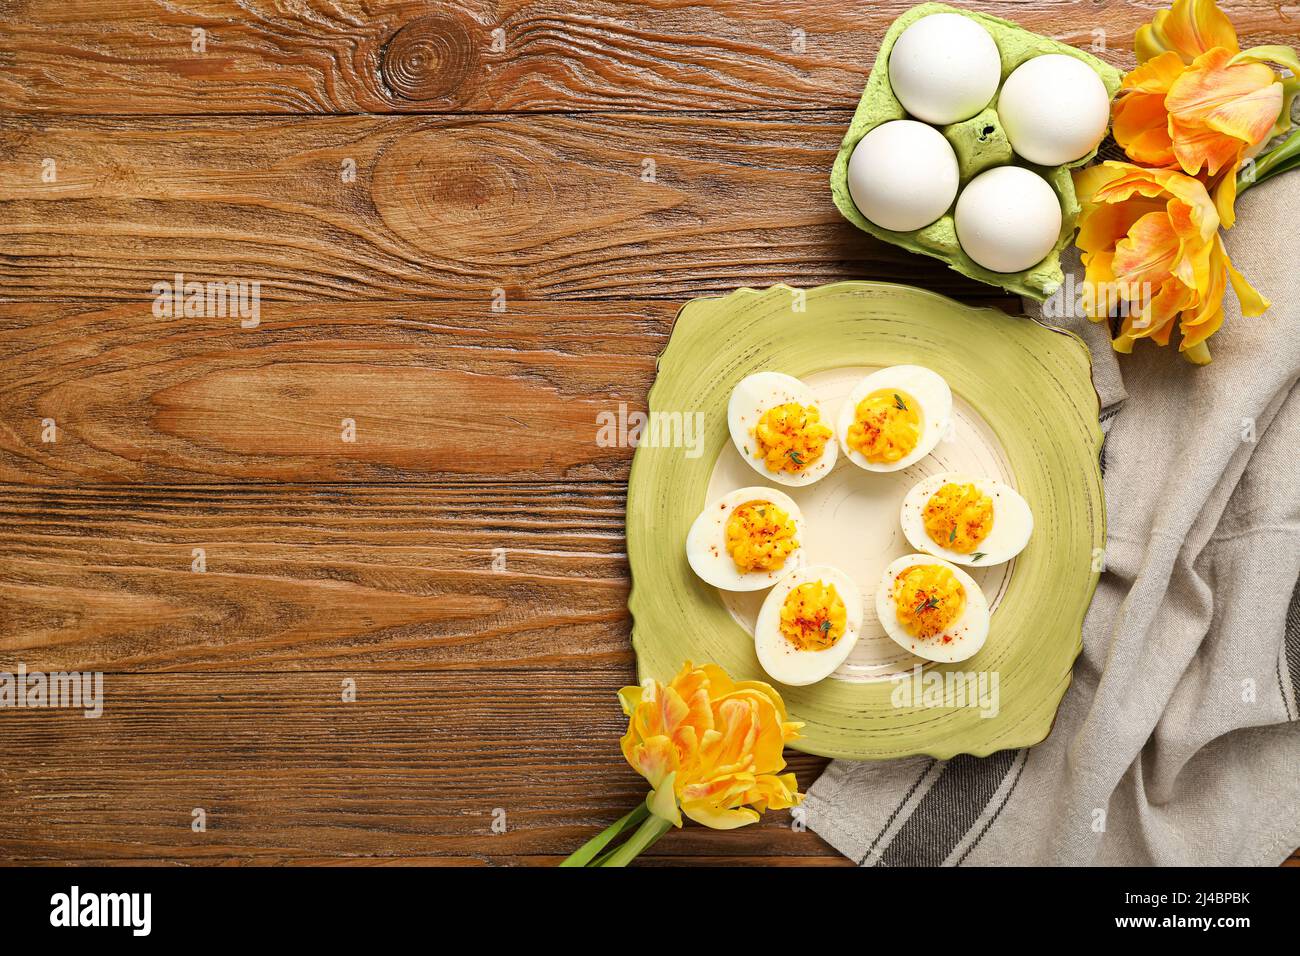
[626,282,1103,760]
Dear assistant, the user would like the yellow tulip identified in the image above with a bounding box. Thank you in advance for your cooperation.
[619,661,804,830]
[1073,162,1268,364]
[1135,0,1240,64]
[1118,0,1299,227]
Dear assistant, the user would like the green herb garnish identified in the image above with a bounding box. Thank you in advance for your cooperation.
[912,595,940,615]
[894,393,908,411]
[970,552,986,562]
[948,527,957,543]
[786,449,804,466]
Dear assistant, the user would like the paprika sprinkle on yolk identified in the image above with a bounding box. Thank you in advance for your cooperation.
[779,581,847,651]
[892,564,965,640]
[724,500,799,573]
[923,482,994,554]
[752,402,832,474]
[847,388,922,463]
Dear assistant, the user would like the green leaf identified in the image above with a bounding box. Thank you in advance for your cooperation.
[599,814,674,867]
[1235,44,1300,76]
[894,393,908,411]
[559,802,650,867]
[1240,127,1300,193]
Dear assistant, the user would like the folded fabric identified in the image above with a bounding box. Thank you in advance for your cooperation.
[804,173,1300,866]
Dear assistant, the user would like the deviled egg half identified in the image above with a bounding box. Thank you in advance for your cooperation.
[728,372,837,486]
[686,487,807,591]
[837,366,951,473]
[875,554,989,663]
[756,565,863,686]
[900,472,1033,566]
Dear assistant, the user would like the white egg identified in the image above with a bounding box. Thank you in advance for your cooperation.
[686,487,807,592]
[899,472,1033,567]
[727,372,838,486]
[888,13,1003,125]
[836,366,951,473]
[875,554,990,663]
[997,54,1111,165]
[954,166,1062,273]
[755,565,863,686]
[847,120,960,232]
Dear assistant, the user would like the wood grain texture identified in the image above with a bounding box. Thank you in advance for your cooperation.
[0,301,672,483]
[3,0,1296,868]
[0,111,1013,302]
[2,0,1295,115]
[0,482,632,672]
[0,670,842,864]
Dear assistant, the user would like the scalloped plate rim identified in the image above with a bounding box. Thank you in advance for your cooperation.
[626,280,1103,761]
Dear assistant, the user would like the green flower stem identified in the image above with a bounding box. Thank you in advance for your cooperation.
[599,813,674,867]
[1238,129,1300,194]
[559,802,649,867]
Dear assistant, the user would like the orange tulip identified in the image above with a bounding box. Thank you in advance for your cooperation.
[1073,162,1268,364]
[1114,0,1297,227]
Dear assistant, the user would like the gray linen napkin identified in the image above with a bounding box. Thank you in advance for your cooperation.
[804,173,1300,866]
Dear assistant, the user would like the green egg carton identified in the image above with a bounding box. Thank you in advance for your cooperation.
[831,2,1123,301]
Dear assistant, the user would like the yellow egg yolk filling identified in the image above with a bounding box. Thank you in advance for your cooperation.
[752,402,832,474]
[923,482,994,554]
[846,389,922,463]
[779,581,847,651]
[893,564,965,640]
[724,500,799,573]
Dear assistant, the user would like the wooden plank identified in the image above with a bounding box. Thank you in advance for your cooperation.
[1,0,1291,116]
[0,300,672,484]
[0,671,840,863]
[0,481,634,672]
[0,112,1018,302]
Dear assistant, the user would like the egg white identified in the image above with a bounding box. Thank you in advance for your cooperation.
[727,372,837,486]
[685,487,807,592]
[899,472,1033,567]
[875,554,989,663]
[836,366,951,473]
[755,565,863,686]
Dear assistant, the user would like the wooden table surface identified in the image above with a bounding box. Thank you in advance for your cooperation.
[1,0,1297,867]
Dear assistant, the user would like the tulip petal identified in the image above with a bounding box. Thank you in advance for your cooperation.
[1210,165,1240,228]
[1220,235,1270,316]
[1166,49,1282,173]
[627,735,679,791]
[1074,162,1127,205]
[1136,0,1239,64]
[618,684,643,717]
[682,801,761,830]
[647,771,683,828]
[1114,93,1179,167]
[1114,211,1179,287]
